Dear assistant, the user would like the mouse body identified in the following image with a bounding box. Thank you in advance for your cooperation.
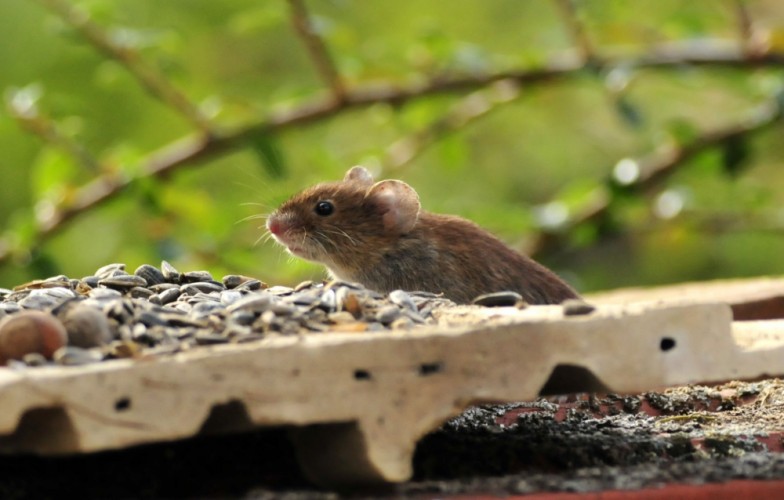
[266,166,579,304]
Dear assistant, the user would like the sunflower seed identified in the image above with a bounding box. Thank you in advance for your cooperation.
[235,279,264,291]
[95,263,126,279]
[191,301,225,318]
[31,287,76,300]
[328,312,357,324]
[389,290,417,312]
[18,294,59,310]
[182,270,214,283]
[226,294,271,313]
[234,333,265,343]
[391,317,414,330]
[0,262,454,368]
[181,282,225,295]
[23,352,49,367]
[471,291,524,307]
[222,275,247,289]
[89,288,123,299]
[161,261,182,283]
[134,264,166,286]
[229,310,256,326]
[149,283,180,293]
[195,332,230,345]
[157,287,182,305]
[219,290,243,306]
[99,275,148,290]
[130,287,155,299]
[376,305,402,324]
[294,280,314,292]
[563,299,596,316]
[81,276,101,288]
[53,346,103,366]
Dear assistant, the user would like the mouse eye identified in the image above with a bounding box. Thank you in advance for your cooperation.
[314,200,334,216]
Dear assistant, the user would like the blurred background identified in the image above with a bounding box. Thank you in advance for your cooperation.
[2,0,784,292]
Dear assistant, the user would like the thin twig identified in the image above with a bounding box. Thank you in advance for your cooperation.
[528,99,784,258]
[287,0,346,102]
[34,0,213,132]
[381,80,521,173]
[689,211,784,236]
[552,0,596,63]
[3,42,784,264]
[732,0,758,56]
[7,96,101,173]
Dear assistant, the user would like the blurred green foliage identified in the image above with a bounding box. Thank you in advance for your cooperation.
[2,0,784,292]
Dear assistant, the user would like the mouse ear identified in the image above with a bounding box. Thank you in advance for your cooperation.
[343,166,375,187]
[367,180,421,233]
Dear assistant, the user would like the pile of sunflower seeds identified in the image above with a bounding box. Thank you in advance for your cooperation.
[0,262,455,368]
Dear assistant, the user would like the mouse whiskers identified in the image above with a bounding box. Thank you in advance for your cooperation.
[253,229,275,248]
[236,212,270,224]
[321,227,360,247]
[308,231,330,257]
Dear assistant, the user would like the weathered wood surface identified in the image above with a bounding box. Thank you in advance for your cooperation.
[588,276,784,320]
[1,301,783,486]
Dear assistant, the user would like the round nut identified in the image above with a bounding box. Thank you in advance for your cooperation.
[0,311,68,365]
[62,305,112,348]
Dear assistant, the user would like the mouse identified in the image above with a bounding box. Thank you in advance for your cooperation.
[266,166,580,304]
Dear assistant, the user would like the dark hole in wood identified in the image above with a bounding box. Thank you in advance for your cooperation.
[114,397,131,412]
[353,369,371,380]
[419,362,442,376]
[660,337,676,351]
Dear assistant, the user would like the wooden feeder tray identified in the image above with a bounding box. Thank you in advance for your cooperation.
[2,294,784,487]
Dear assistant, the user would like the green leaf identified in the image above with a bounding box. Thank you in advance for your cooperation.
[4,209,38,252]
[27,249,60,280]
[614,95,644,128]
[129,176,165,216]
[436,135,468,169]
[400,97,452,130]
[228,4,287,35]
[666,119,700,147]
[30,147,79,200]
[557,180,609,217]
[160,185,221,234]
[248,133,286,178]
[688,148,723,176]
[721,135,750,178]
[569,222,600,248]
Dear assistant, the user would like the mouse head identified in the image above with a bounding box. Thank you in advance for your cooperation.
[266,166,421,270]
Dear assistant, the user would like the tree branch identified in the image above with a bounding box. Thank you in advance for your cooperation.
[528,98,784,259]
[287,0,346,102]
[4,40,784,265]
[34,0,213,132]
[381,80,521,173]
[7,89,101,173]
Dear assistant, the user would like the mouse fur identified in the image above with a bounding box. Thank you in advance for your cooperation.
[266,166,579,304]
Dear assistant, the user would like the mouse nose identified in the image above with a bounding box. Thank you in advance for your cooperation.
[267,218,282,235]
[267,215,291,236]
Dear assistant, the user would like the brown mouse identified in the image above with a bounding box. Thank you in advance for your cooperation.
[266,166,579,304]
